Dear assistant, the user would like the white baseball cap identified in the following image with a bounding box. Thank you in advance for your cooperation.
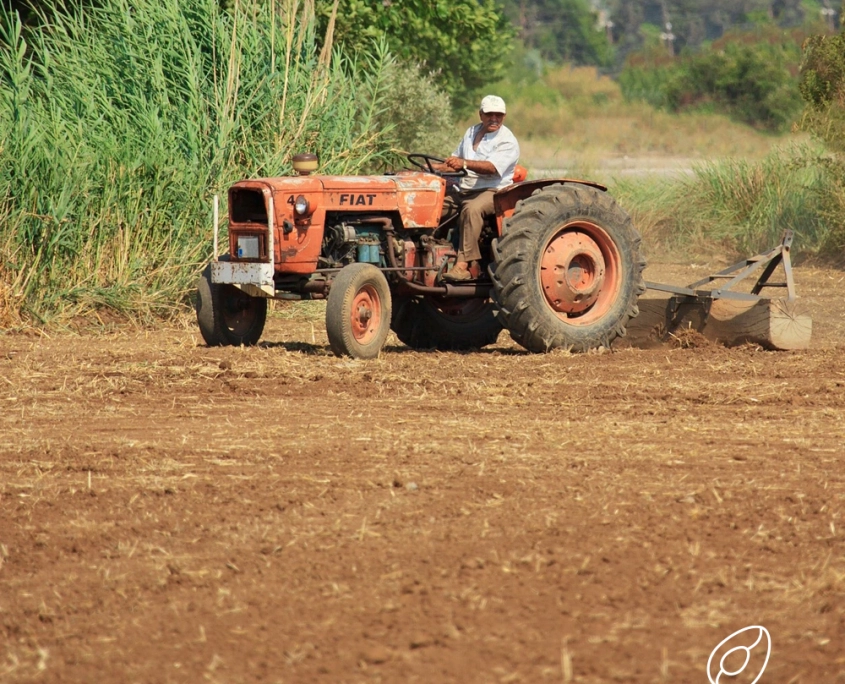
[480,95,506,114]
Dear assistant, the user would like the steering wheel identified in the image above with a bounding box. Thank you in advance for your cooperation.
[407,153,467,178]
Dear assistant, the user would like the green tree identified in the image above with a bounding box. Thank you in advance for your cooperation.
[314,0,514,112]
[800,30,845,153]
[604,0,811,62]
[500,0,614,67]
[665,38,803,130]
[620,27,804,131]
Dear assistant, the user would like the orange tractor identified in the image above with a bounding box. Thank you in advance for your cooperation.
[196,153,647,358]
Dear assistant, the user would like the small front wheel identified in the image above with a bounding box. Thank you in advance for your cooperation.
[326,263,392,359]
[196,263,267,346]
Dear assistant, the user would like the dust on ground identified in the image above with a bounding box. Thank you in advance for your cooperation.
[1,262,844,683]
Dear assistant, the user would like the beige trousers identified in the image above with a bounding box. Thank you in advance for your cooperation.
[441,188,496,262]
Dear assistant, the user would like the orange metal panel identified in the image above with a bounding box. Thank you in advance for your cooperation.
[318,173,444,227]
[270,179,323,273]
[393,173,446,228]
[493,178,608,235]
[227,180,273,261]
[229,173,447,274]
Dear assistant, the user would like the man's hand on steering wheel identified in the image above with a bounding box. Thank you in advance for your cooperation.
[407,153,467,178]
[440,156,460,171]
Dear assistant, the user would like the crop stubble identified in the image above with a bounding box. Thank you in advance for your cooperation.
[1,263,844,683]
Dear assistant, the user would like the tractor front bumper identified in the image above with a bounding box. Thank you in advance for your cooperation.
[211,261,275,297]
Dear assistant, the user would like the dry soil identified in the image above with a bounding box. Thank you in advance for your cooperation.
[1,262,845,683]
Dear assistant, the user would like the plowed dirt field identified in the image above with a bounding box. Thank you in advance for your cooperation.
[2,262,845,683]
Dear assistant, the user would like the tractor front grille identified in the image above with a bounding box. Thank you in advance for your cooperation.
[230,188,268,224]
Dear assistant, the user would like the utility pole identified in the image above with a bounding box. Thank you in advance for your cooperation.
[659,1,675,57]
[820,3,836,31]
[660,22,676,56]
[597,9,614,44]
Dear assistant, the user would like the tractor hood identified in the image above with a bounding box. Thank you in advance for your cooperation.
[239,171,446,229]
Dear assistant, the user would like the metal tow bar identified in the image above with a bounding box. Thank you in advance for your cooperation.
[645,230,796,303]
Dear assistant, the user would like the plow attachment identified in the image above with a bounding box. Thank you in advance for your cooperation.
[626,231,812,350]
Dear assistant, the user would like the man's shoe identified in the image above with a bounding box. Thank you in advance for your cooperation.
[442,264,472,281]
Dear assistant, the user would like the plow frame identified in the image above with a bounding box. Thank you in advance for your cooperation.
[645,230,796,303]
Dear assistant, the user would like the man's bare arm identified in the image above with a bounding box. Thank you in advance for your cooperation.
[440,156,497,175]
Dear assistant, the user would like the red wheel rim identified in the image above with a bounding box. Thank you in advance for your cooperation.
[350,285,382,344]
[539,221,622,326]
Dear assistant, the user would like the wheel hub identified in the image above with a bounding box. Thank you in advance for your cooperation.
[350,287,381,342]
[540,230,606,314]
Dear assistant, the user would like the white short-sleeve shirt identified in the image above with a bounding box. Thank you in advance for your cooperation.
[452,123,520,192]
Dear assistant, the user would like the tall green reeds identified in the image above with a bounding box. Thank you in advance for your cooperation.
[0,0,394,325]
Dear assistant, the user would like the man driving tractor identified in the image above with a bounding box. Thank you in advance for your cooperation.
[199,91,646,360]
[435,95,520,281]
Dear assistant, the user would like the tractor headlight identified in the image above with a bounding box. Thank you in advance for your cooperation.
[294,195,310,216]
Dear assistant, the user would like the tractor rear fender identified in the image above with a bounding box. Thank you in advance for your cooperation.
[493,179,608,235]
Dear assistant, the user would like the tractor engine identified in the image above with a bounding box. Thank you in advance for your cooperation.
[418,235,456,288]
[320,221,385,269]
[320,220,457,288]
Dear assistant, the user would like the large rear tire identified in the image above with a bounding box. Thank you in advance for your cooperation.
[491,183,646,353]
[196,263,267,347]
[326,263,392,359]
[391,296,502,351]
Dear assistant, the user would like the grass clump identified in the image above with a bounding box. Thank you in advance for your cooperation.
[613,143,840,262]
[0,0,396,326]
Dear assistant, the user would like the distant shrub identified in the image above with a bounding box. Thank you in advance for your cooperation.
[617,63,673,109]
[666,41,803,130]
[621,29,805,132]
